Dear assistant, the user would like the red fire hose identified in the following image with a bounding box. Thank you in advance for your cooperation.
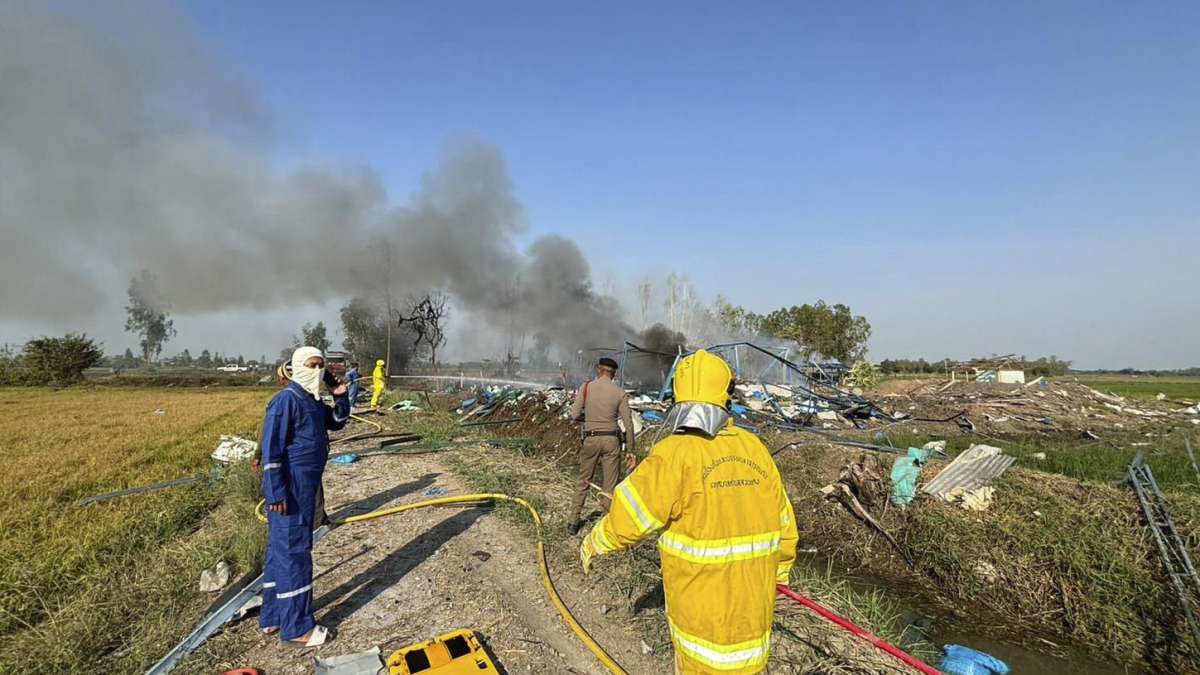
[776,584,941,675]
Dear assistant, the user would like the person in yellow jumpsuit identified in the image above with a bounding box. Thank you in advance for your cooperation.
[580,349,798,674]
[369,359,386,408]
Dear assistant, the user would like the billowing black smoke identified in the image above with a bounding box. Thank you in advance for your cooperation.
[618,323,688,389]
[0,2,631,358]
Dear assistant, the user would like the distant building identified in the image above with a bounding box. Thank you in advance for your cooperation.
[953,355,1026,384]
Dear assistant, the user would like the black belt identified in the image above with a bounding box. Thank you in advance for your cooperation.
[584,430,621,437]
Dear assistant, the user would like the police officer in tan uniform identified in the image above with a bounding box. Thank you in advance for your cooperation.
[567,357,637,535]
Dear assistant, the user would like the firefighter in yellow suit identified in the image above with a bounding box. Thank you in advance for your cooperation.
[370,359,386,409]
[580,349,798,674]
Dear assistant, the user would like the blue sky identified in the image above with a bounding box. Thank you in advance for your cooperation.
[166,1,1199,368]
[8,1,1190,368]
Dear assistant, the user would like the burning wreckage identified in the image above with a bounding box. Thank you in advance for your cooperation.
[451,340,927,450]
[446,338,1198,460]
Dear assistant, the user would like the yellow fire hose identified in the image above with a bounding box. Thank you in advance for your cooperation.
[256,493,626,674]
[349,413,383,432]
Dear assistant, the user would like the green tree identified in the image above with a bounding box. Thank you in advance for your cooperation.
[124,271,176,364]
[339,297,413,371]
[760,301,872,363]
[122,347,136,368]
[301,321,331,353]
[179,348,192,366]
[23,333,104,386]
[197,349,212,368]
[236,354,245,367]
[712,296,764,337]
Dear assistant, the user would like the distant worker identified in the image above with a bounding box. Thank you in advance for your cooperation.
[580,350,798,673]
[567,356,636,535]
[370,358,386,408]
[346,362,361,406]
[259,346,350,648]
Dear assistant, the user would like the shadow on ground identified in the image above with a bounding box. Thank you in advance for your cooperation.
[315,506,491,625]
[326,472,440,521]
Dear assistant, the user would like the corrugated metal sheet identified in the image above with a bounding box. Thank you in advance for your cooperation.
[922,445,1016,497]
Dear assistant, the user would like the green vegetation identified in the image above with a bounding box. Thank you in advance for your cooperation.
[713,297,872,362]
[776,443,1200,671]
[877,428,1200,492]
[0,387,269,671]
[774,560,939,671]
[1069,375,1200,402]
[21,333,104,386]
[124,270,177,363]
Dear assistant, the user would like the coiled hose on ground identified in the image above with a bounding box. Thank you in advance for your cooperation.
[256,492,627,674]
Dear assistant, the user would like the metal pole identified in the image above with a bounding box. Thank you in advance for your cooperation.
[1187,436,1200,484]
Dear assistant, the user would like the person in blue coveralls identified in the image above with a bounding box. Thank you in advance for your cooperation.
[346,361,361,406]
[258,346,349,647]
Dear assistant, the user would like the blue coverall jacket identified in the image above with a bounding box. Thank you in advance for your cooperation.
[346,367,360,405]
[258,381,350,640]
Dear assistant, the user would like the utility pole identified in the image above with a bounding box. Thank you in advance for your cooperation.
[381,242,394,379]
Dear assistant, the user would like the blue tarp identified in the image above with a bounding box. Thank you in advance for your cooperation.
[939,645,1010,675]
[641,410,664,423]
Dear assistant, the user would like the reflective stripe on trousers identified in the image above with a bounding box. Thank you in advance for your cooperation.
[668,617,770,671]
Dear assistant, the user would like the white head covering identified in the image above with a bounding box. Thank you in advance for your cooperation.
[291,346,324,399]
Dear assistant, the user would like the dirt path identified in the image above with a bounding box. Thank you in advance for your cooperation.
[184,438,665,674]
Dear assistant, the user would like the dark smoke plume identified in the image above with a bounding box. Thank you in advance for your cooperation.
[0,2,634,356]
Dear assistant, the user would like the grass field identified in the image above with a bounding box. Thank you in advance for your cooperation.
[0,386,270,672]
[1067,375,1200,402]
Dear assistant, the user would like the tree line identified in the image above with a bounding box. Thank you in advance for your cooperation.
[877,355,1074,377]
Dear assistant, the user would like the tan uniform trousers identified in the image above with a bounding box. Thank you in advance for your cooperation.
[571,435,621,521]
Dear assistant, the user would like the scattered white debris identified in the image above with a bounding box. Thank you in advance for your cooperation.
[198,560,230,593]
[1031,452,1046,460]
[946,485,995,511]
[314,647,383,675]
[211,435,257,463]
[641,640,654,655]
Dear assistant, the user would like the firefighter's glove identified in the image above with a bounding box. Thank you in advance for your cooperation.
[580,533,596,574]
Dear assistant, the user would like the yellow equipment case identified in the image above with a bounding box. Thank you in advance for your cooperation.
[387,629,500,674]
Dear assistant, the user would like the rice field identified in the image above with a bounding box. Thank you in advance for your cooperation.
[0,386,270,671]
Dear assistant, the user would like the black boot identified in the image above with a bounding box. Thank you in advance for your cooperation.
[568,519,582,536]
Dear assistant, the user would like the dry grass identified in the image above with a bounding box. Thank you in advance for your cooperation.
[0,386,270,672]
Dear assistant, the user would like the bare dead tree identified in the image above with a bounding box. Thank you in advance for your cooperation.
[399,291,450,373]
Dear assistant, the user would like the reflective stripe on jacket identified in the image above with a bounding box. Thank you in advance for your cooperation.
[583,423,798,673]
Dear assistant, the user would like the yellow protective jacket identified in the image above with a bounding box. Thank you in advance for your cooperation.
[582,423,798,673]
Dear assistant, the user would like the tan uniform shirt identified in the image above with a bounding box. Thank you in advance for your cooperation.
[569,376,636,449]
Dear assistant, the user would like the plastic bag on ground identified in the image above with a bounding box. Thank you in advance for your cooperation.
[939,644,1010,675]
[890,447,931,506]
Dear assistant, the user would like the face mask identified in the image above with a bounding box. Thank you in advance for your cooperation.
[293,364,323,399]
[290,346,325,400]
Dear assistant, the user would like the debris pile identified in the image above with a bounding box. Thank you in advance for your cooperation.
[871,379,1196,435]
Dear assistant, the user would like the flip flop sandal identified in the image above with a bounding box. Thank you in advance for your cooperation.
[261,627,279,636]
[283,625,335,649]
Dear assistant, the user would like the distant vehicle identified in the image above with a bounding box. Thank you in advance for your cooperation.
[324,350,348,379]
[217,363,249,373]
